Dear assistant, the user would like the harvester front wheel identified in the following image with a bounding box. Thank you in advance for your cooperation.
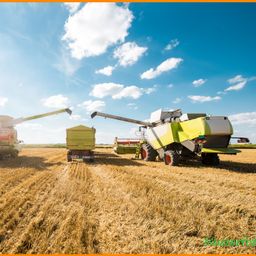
[201,153,220,166]
[164,150,180,166]
[141,143,157,161]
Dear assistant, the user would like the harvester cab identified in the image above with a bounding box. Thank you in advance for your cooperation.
[0,108,72,159]
[91,109,240,167]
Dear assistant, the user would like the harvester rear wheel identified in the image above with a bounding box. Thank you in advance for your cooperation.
[201,153,220,166]
[11,150,18,158]
[141,143,158,161]
[164,150,180,166]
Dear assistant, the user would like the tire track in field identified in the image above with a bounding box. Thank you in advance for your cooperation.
[111,164,256,213]
[0,165,67,253]
[0,149,66,253]
[1,148,256,254]
[0,172,58,250]
[0,169,37,196]
[0,149,66,197]
[108,163,256,234]
[2,162,99,254]
[85,158,256,254]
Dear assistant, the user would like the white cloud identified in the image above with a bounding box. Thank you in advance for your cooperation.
[90,83,123,99]
[141,58,183,80]
[225,81,247,91]
[42,94,69,109]
[173,97,182,104]
[167,84,174,88]
[54,49,80,76]
[90,82,156,100]
[229,112,256,125]
[227,75,245,84]
[0,97,8,107]
[113,42,147,67]
[78,100,105,113]
[64,3,81,13]
[188,95,221,103]
[127,103,138,110]
[112,85,142,99]
[69,114,81,120]
[62,3,133,60]
[225,75,256,91]
[164,39,179,51]
[142,85,158,95]
[225,75,247,91]
[95,65,115,76]
[217,91,226,95]
[192,78,207,87]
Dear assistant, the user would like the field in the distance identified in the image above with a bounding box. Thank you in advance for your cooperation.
[0,148,256,254]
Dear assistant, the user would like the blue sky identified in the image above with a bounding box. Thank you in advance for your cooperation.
[0,3,255,143]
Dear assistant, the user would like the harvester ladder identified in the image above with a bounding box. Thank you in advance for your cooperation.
[135,141,144,159]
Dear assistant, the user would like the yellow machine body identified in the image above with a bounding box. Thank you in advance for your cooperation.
[147,116,232,148]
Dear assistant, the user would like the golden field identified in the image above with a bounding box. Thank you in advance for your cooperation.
[0,148,256,253]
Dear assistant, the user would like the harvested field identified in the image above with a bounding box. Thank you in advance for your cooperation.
[0,148,256,253]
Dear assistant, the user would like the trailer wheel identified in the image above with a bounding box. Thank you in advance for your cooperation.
[83,158,94,163]
[201,153,220,166]
[164,150,180,166]
[141,143,157,161]
[67,151,72,162]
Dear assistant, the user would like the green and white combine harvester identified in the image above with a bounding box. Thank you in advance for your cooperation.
[0,108,72,159]
[91,109,241,166]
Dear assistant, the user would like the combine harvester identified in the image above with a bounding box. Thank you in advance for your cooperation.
[91,109,240,166]
[0,108,72,159]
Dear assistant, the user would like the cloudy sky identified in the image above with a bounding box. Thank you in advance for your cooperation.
[0,3,255,143]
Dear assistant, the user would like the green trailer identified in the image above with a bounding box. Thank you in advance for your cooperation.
[66,125,95,162]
